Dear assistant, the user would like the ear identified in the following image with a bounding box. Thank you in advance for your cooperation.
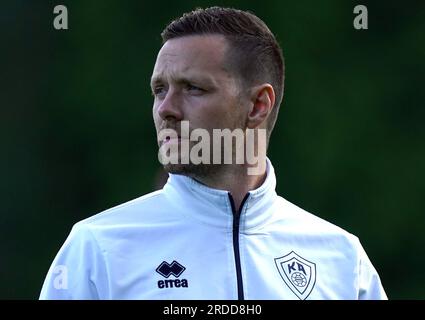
[246,84,276,129]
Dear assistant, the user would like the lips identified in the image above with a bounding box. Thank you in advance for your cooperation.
[158,121,190,146]
[163,136,181,144]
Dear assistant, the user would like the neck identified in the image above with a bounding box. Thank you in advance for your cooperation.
[192,162,267,211]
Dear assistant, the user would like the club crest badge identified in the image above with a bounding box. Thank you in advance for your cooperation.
[274,251,316,300]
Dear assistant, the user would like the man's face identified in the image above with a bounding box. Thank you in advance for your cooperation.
[151,35,248,175]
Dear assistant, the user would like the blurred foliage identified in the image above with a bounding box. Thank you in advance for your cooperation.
[1,0,424,299]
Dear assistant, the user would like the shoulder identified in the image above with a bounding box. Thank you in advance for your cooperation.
[74,189,169,230]
[274,196,360,243]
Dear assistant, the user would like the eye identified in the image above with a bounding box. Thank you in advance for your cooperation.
[152,86,166,98]
[186,84,205,93]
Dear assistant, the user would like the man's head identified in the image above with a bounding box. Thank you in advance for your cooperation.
[151,7,285,177]
[161,7,285,136]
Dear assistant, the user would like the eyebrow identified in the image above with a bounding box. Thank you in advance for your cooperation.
[150,74,215,89]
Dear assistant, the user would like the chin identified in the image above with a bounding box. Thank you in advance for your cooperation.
[163,163,192,174]
[163,163,214,178]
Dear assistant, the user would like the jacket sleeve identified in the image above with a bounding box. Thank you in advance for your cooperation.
[356,240,388,300]
[39,223,109,300]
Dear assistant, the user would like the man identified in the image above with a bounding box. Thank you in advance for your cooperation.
[40,7,387,300]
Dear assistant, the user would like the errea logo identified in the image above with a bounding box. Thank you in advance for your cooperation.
[156,260,189,289]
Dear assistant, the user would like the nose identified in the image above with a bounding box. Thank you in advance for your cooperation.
[156,89,183,121]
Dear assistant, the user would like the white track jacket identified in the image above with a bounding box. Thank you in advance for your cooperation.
[40,159,387,300]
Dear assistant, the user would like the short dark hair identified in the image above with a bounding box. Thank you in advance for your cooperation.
[161,7,285,142]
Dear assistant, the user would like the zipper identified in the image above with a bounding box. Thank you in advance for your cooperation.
[228,192,250,300]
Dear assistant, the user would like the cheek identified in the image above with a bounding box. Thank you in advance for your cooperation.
[191,109,223,130]
[210,102,243,129]
[152,107,161,131]
[185,94,242,129]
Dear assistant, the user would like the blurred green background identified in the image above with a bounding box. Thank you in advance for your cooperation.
[1,0,424,299]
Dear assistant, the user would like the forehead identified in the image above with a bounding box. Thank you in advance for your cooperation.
[151,35,230,83]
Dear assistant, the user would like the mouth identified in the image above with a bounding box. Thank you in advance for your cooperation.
[161,136,182,145]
